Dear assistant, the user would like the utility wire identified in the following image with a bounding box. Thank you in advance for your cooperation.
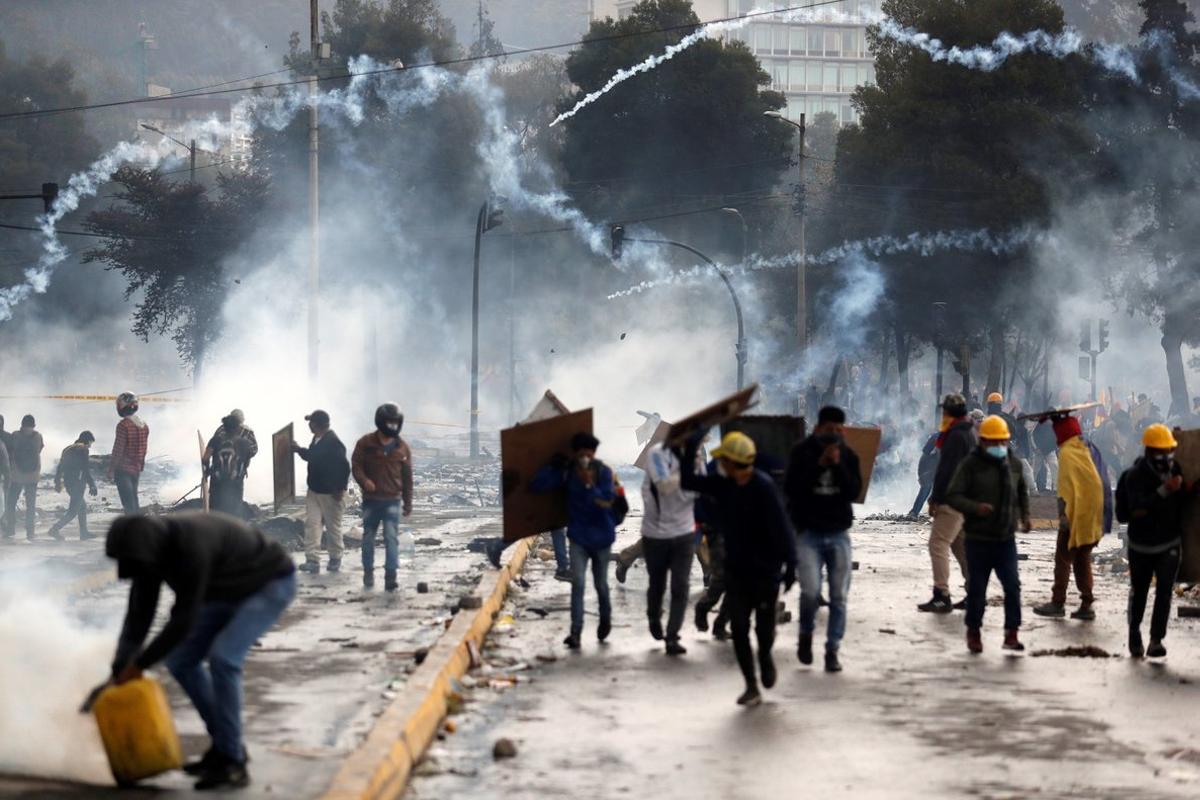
[0,0,850,121]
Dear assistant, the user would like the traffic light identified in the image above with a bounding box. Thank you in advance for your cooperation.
[41,182,58,215]
[611,225,626,260]
[482,200,504,232]
[1097,319,1110,354]
[1079,319,1092,353]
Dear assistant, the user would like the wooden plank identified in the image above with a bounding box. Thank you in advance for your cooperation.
[721,415,807,484]
[664,385,758,450]
[1173,428,1200,582]
[500,409,594,543]
[273,423,296,512]
[842,426,882,504]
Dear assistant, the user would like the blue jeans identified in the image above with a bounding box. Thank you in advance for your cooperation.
[964,537,1022,631]
[362,499,400,573]
[569,541,611,635]
[165,572,296,762]
[797,529,852,652]
[550,529,569,572]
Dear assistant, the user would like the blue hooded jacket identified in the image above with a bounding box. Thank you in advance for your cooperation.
[530,459,617,551]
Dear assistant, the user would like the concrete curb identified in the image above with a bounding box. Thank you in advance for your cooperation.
[320,535,535,800]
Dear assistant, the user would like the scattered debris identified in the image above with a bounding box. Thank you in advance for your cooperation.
[443,720,458,734]
[414,647,429,665]
[492,738,518,760]
[459,595,483,610]
[416,537,443,546]
[1031,645,1115,658]
[1178,606,1200,619]
[417,582,430,594]
[878,628,897,635]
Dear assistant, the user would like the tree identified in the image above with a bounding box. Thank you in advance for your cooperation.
[468,1,505,60]
[84,167,269,381]
[558,0,793,217]
[286,0,459,74]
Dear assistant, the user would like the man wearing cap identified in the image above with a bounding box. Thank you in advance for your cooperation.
[204,410,259,519]
[293,410,350,574]
[918,394,976,613]
[1117,424,1185,658]
[530,432,617,650]
[1033,415,1108,620]
[944,415,1031,654]
[103,513,296,790]
[49,431,99,540]
[681,431,796,707]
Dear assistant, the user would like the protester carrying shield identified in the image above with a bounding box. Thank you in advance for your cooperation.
[49,431,99,541]
[784,406,862,673]
[530,432,617,651]
[918,394,975,613]
[1117,423,1186,658]
[944,415,1031,654]
[681,431,796,707]
[351,403,413,592]
[110,392,149,514]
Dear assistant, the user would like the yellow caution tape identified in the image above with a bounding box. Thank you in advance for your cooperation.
[0,394,189,403]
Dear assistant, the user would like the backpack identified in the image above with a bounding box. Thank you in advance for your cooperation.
[211,434,248,481]
[12,432,39,474]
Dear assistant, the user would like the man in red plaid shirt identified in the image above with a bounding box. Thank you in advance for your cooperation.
[109,392,150,513]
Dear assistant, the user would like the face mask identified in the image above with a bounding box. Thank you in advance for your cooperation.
[986,445,1008,460]
[578,455,591,470]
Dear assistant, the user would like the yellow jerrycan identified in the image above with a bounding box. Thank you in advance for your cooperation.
[92,676,184,785]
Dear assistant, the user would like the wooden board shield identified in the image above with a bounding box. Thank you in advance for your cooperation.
[272,423,296,512]
[842,426,882,504]
[721,415,807,484]
[1173,428,1200,582]
[501,408,594,543]
[664,385,758,450]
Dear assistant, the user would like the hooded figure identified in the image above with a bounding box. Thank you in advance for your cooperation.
[104,513,295,790]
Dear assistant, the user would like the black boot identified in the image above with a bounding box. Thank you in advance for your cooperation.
[384,570,398,592]
[917,589,953,614]
[798,632,813,665]
[694,601,710,633]
[194,753,250,791]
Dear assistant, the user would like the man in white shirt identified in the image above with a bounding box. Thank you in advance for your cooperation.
[641,443,699,656]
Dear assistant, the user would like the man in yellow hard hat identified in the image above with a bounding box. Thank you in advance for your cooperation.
[986,391,1031,465]
[681,430,797,707]
[1116,424,1186,658]
[944,415,1031,653]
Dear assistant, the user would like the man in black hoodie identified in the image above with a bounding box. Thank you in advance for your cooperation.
[49,431,98,540]
[1118,423,1186,659]
[293,410,351,574]
[919,394,976,613]
[104,513,296,790]
[681,431,796,707]
[784,406,862,673]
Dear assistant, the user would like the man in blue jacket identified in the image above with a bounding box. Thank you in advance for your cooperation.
[531,432,617,650]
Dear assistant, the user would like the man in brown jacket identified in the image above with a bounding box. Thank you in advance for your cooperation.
[351,403,413,591]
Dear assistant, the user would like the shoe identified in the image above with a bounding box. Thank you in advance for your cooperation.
[952,598,967,611]
[694,603,710,633]
[48,527,63,541]
[824,650,842,673]
[597,618,612,642]
[966,627,983,654]
[299,560,320,574]
[553,569,572,583]
[665,640,687,656]
[917,590,953,614]
[563,632,581,650]
[363,571,375,589]
[1129,629,1145,659]
[1003,630,1025,652]
[80,530,96,541]
[1147,639,1167,658]
[760,651,777,688]
[193,756,250,791]
[615,560,629,584]
[485,539,503,568]
[1032,601,1065,618]
[384,571,398,592]
[736,687,762,707]
[712,619,729,641]
[327,558,341,573]
[648,617,664,641]
[798,632,813,665]
[1070,604,1095,621]
[183,747,220,776]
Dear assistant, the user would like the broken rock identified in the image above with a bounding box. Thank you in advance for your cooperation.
[492,738,518,760]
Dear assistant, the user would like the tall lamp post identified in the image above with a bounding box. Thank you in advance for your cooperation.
[763,110,807,380]
[140,123,204,182]
[471,199,505,459]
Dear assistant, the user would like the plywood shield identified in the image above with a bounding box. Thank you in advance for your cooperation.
[721,415,807,485]
[842,426,882,504]
[501,409,594,543]
[272,423,296,512]
[1173,429,1200,582]
[665,385,758,450]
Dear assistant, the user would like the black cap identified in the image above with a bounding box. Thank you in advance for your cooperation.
[305,409,331,427]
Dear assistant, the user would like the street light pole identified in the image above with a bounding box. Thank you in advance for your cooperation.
[140,124,200,183]
[764,110,807,381]
[471,200,505,459]
[308,0,321,383]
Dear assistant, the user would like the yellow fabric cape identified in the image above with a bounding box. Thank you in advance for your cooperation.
[1057,437,1104,549]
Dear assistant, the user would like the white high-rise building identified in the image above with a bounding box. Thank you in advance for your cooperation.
[589,0,879,125]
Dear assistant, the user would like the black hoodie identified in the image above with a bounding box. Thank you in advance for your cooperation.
[107,513,294,673]
[784,434,863,532]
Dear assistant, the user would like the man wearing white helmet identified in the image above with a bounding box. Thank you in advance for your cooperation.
[110,392,150,514]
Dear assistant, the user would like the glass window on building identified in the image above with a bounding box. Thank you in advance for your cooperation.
[807,61,823,92]
[755,24,771,54]
[808,28,823,57]
[841,102,856,125]
[843,30,857,58]
[840,64,857,92]
[790,26,806,55]
[861,63,876,85]
[789,61,804,91]
[824,30,841,57]
[774,25,789,55]
[775,61,789,91]
[823,63,838,92]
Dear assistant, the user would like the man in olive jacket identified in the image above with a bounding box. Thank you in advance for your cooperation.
[945,415,1031,654]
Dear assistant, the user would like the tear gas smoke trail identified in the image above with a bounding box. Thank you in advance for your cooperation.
[607,226,1039,299]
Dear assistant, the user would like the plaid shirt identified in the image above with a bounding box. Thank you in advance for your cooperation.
[111,417,150,475]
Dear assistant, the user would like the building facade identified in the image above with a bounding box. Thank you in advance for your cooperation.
[589,0,879,125]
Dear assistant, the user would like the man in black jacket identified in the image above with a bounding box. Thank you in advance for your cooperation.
[1118,423,1186,659]
[293,410,351,574]
[49,431,98,540]
[919,394,977,613]
[784,406,862,673]
[682,431,797,708]
[104,513,296,790]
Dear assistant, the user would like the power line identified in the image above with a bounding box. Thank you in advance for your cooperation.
[0,0,850,122]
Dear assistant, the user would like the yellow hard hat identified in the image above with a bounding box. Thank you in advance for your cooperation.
[1142,423,1178,450]
[987,392,1003,404]
[712,431,757,466]
[979,415,1010,440]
